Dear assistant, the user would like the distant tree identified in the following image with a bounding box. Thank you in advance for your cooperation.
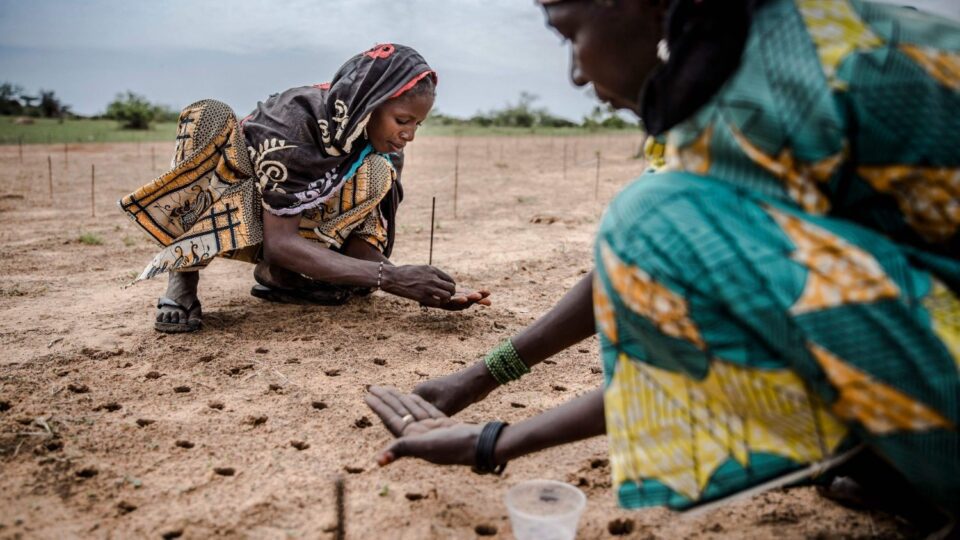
[0,83,25,115]
[38,90,64,118]
[106,91,168,129]
[582,104,636,130]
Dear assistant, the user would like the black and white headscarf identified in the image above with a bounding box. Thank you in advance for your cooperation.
[242,43,435,217]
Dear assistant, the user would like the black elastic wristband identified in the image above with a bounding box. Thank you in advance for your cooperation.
[473,421,508,475]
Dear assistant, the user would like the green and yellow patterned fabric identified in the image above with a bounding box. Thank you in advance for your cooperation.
[595,0,960,513]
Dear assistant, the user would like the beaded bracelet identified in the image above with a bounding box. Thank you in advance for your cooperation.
[483,339,529,385]
[376,261,384,290]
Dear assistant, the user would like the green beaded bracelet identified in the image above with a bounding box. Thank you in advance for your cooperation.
[483,339,530,385]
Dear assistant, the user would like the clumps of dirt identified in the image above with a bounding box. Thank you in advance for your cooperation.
[290,440,309,451]
[324,369,341,377]
[162,529,183,539]
[475,524,498,536]
[244,415,268,427]
[589,366,602,374]
[135,419,154,428]
[213,467,235,477]
[208,402,224,410]
[44,440,63,452]
[415,346,428,352]
[372,358,387,366]
[145,371,162,380]
[344,466,364,474]
[551,384,567,392]
[285,358,300,364]
[94,402,122,412]
[173,386,190,393]
[311,401,328,410]
[267,384,283,393]
[81,347,123,360]
[608,518,635,535]
[354,416,372,429]
[67,383,89,394]
[0,400,10,412]
[174,440,194,449]
[75,467,98,479]
[116,501,137,515]
[255,347,268,354]
[225,364,253,377]
[198,354,215,363]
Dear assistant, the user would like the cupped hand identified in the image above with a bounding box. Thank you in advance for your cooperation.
[364,385,481,467]
[435,288,491,311]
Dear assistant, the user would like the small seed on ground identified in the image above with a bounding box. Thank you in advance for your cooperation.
[244,415,268,426]
[475,524,498,536]
[208,401,224,410]
[173,386,190,393]
[405,492,424,501]
[324,369,341,377]
[116,501,137,515]
[75,467,98,478]
[213,467,235,476]
[354,416,372,429]
[145,371,162,379]
[608,518,635,535]
[290,440,309,451]
[68,383,89,394]
[510,402,526,408]
[344,466,364,474]
[175,440,194,449]
[372,358,386,366]
[136,419,155,427]
[255,347,268,354]
[311,401,328,410]
[552,384,567,392]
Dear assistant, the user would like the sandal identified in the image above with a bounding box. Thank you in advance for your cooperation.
[250,283,352,306]
[154,297,203,333]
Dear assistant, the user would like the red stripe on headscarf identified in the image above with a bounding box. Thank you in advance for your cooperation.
[390,70,437,99]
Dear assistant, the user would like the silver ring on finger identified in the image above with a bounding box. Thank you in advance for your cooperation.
[401,414,414,425]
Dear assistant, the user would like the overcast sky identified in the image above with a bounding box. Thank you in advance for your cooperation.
[1,0,957,121]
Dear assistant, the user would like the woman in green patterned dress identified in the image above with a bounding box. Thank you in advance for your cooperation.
[365,0,960,530]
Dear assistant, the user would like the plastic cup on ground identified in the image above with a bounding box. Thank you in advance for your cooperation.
[505,479,586,540]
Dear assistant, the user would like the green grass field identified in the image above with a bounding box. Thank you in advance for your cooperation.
[0,117,178,145]
[0,115,641,145]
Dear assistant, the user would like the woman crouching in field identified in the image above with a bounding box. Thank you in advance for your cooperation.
[366,0,960,533]
[120,44,490,333]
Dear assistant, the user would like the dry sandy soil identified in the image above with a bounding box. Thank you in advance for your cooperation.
[0,137,919,539]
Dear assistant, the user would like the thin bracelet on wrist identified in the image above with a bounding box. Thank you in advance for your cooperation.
[472,421,509,475]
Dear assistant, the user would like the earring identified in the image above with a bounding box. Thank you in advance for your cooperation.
[657,39,670,63]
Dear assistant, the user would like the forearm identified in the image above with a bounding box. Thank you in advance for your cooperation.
[265,234,382,288]
[511,271,596,367]
[493,387,605,464]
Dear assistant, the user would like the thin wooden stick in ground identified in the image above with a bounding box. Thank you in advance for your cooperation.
[334,475,345,540]
[18,136,23,164]
[594,150,601,200]
[429,196,436,266]
[453,142,460,219]
[91,164,96,217]
[47,155,53,200]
